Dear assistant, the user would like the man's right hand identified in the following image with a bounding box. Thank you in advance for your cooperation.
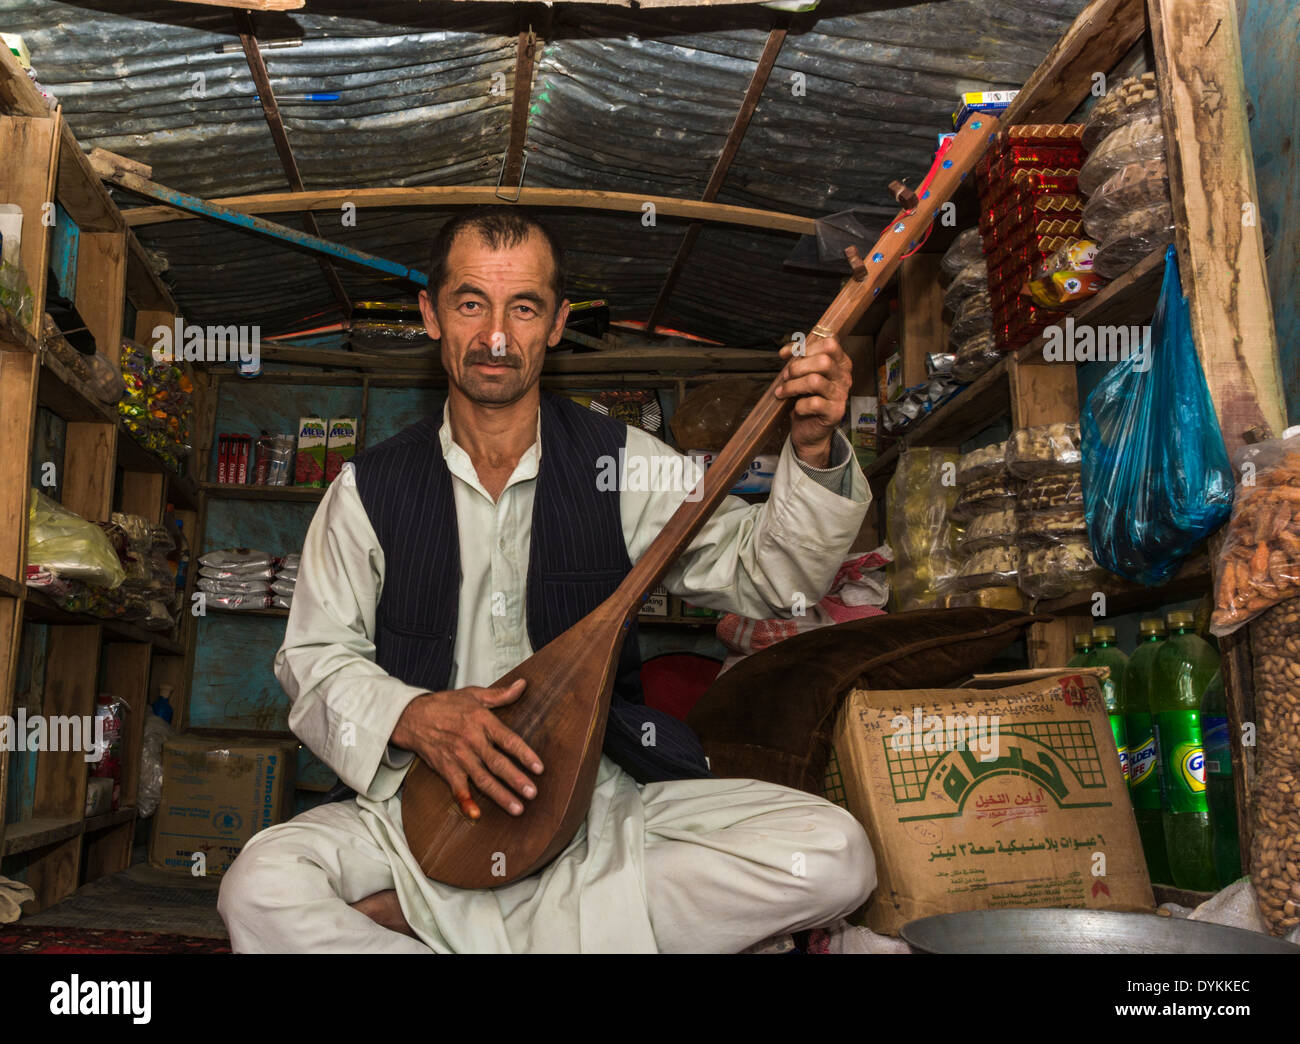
[391,679,543,819]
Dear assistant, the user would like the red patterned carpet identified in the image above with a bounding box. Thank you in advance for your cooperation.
[0,924,230,954]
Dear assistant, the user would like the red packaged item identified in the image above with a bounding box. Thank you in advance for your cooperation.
[254,435,273,486]
[238,435,251,484]
[217,434,230,484]
[91,693,125,811]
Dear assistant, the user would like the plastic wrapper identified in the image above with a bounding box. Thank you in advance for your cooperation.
[1078,115,1166,197]
[199,548,273,572]
[959,504,1018,554]
[1082,73,1161,151]
[1093,202,1176,280]
[880,379,962,436]
[26,490,126,588]
[271,578,296,597]
[1017,471,1084,514]
[943,586,1027,611]
[952,330,1001,384]
[1081,245,1234,585]
[1017,539,1104,599]
[1018,507,1089,545]
[944,544,1020,593]
[1007,423,1081,478]
[1210,430,1300,636]
[206,592,273,610]
[949,288,992,343]
[885,448,963,610]
[85,350,126,404]
[1023,240,1105,309]
[272,595,293,610]
[950,472,1021,522]
[1082,158,1170,242]
[956,441,1007,485]
[925,353,956,379]
[280,553,301,571]
[940,227,984,281]
[197,576,272,596]
[942,259,988,313]
[669,379,788,454]
[137,710,175,819]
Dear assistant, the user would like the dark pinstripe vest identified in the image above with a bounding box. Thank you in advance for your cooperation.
[351,393,711,784]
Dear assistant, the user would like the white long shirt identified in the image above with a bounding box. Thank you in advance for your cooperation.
[274,414,871,802]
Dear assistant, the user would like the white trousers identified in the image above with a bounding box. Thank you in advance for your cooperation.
[218,763,875,954]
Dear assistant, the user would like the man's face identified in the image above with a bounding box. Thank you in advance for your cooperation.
[418,228,569,406]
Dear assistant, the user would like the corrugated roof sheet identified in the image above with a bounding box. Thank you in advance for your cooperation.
[3,0,1091,346]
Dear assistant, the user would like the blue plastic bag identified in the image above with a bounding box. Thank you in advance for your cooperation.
[1080,245,1234,586]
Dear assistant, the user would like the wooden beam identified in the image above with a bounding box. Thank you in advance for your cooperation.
[120,186,818,236]
[1149,0,1286,450]
[647,21,788,331]
[1002,0,1148,124]
[232,10,352,317]
[899,254,945,388]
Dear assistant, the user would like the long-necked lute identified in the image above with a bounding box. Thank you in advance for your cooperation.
[401,114,1002,888]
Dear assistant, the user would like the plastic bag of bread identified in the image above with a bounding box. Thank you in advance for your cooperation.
[1210,428,1300,636]
[956,440,1007,485]
[952,329,1001,383]
[949,288,992,343]
[1093,202,1176,280]
[950,472,1021,522]
[943,259,988,313]
[941,227,984,283]
[885,447,963,610]
[959,504,1018,554]
[1018,539,1104,599]
[1078,115,1166,197]
[1018,471,1085,514]
[1082,73,1161,151]
[1006,423,1082,478]
[944,544,1020,593]
[1083,157,1171,243]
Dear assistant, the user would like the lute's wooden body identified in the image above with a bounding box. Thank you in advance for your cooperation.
[402,114,1002,889]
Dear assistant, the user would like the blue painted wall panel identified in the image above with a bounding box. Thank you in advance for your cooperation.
[189,614,292,732]
[208,380,363,479]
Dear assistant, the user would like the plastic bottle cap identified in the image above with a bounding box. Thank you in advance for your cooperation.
[1139,618,1166,636]
[1072,633,1091,649]
[1091,625,1117,642]
[1166,609,1195,628]
[159,685,173,699]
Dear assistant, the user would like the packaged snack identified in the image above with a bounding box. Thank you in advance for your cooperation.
[940,227,984,281]
[1023,240,1105,308]
[956,440,1007,485]
[1006,423,1082,478]
[950,472,1021,522]
[1017,471,1085,514]
[959,504,1019,554]
[295,417,327,487]
[199,548,274,572]
[1018,539,1104,599]
[197,576,272,596]
[1018,507,1089,544]
[326,417,358,483]
[946,544,1020,592]
[952,330,1001,384]
[942,259,988,313]
[1092,202,1176,280]
[89,693,126,811]
[271,578,296,597]
[1082,158,1171,243]
[272,595,293,610]
[1078,115,1166,197]
[1082,73,1161,152]
[206,592,273,611]
[280,553,301,571]
[949,288,992,343]
[885,448,963,610]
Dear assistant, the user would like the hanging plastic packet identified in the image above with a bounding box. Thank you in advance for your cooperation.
[1080,245,1234,585]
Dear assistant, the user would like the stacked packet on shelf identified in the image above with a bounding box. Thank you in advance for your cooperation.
[272,552,299,611]
[941,439,1024,609]
[197,548,274,610]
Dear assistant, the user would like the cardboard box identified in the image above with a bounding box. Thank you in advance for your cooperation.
[876,353,902,403]
[294,416,327,486]
[639,584,669,617]
[150,736,297,876]
[833,669,1152,935]
[325,416,357,483]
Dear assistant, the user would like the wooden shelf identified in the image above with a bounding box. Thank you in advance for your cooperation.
[201,482,327,502]
[23,587,183,654]
[83,805,136,833]
[0,306,39,355]
[0,574,24,599]
[1,815,82,856]
[639,614,719,627]
[1152,884,1217,909]
[206,605,290,618]
[1034,553,1211,617]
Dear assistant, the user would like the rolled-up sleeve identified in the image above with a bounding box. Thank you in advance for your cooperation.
[620,427,871,619]
[274,465,426,801]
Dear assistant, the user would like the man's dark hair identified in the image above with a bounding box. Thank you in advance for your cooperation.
[426,207,566,308]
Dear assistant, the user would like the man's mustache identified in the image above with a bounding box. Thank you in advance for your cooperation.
[462,347,523,369]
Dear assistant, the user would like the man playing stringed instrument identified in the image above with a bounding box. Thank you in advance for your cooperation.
[218,207,876,952]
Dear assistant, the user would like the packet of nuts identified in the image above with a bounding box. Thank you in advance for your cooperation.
[1210,431,1300,636]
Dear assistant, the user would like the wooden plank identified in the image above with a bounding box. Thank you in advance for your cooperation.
[121,186,819,236]
[0,39,51,117]
[1002,0,1148,124]
[899,254,946,388]
[133,308,173,349]
[0,114,58,336]
[1033,552,1211,615]
[73,230,126,363]
[125,231,176,314]
[1149,0,1287,453]
[0,815,82,856]
[0,351,38,582]
[55,123,123,234]
[904,356,1012,448]
[647,20,788,331]
[33,624,100,819]
[1219,624,1255,868]
[0,594,19,842]
[24,589,184,654]
[104,642,152,808]
[192,371,219,484]
[28,834,82,911]
[83,818,134,881]
[37,342,118,423]
[501,10,544,193]
[120,471,166,521]
[62,421,117,522]
[199,481,326,502]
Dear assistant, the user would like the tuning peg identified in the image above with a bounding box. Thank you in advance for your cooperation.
[889,180,919,210]
[843,245,868,281]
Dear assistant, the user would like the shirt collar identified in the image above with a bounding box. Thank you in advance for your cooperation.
[438,404,543,499]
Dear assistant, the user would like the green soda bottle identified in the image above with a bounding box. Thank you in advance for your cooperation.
[1152,609,1220,892]
[1123,618,1170,883]
[1086,625,1130,784]
[1066,632,1093,667]
[1201,669,1242,887]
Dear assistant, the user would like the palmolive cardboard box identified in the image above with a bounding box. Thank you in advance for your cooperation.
[832,669,1153,935]
[150,736,297,877]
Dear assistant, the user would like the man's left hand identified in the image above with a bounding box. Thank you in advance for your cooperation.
[775,334,853,469]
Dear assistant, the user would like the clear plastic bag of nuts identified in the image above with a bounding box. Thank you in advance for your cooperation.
[1250,596,1300,766]
[1250,762,1300,937]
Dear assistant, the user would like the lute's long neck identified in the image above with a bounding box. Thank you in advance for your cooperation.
[604,113,1001,623]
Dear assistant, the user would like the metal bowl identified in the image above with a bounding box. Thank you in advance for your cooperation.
[900,908,1300,955]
